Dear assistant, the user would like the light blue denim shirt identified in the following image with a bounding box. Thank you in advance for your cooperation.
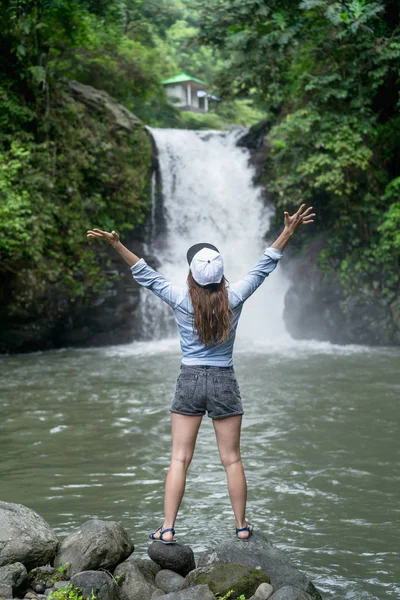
[130,247,283,366]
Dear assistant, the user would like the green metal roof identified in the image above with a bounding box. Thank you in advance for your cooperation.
[162,72,206,86]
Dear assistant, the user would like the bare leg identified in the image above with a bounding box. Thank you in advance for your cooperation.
[152,413,202,541]
[213,415,252,539]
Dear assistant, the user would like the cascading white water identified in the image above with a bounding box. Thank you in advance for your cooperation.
[141,127,291,346]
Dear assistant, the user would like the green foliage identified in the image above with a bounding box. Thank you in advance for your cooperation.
[199,0,400,297]
[48,583,86,600]
[0,82,152,312]
[0,143,34,264]
[51,562,71,584]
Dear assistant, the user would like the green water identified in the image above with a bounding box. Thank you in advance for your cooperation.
[1,338,399,600]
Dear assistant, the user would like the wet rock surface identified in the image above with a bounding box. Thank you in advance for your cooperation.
[114,557,158,600]
[54,519,133,577]
[0,508,322,600]
[154,584,216,600]
[0,502,58,571]
[70,570,119,600]
[0,562,28,595]
[148,542,196,578]
[269,585,314,600]
[182,563,270,598]
[197,531,322,600]
[155,569,185,593]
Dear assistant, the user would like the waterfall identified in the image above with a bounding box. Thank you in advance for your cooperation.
[141,128,291,346]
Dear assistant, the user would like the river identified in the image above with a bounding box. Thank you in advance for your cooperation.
[0,340,399,599]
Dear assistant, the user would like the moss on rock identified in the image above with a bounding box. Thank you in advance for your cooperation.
[0,79,152,353]
[183,564,270,598]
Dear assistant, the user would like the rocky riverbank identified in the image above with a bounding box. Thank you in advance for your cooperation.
[0,502,322,600]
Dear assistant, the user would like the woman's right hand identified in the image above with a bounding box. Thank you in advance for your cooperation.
[283,204,315,235]
[87,228,120,248]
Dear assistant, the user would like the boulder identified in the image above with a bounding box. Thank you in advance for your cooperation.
[70,570,119,600]
[155,569,185,593]
[0,583,13,598]
[182,564,270,599]
[114,558,157,600]
[151,590,166,598]
[54,519,133,577]
[134,558,161,579]
[154,585,216,600]
[0,502,58,570]
[0,562,29,595]
[53,581,70,591]
[197,531,322,600]
[67,80,140,132]
[269,586,313,600]
[147,543,195,577]
[250,582,275,599]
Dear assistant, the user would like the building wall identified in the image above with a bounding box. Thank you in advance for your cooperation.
[165,84,186,106]
[164,82,208,112]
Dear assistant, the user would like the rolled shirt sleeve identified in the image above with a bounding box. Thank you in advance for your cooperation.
[130,258,185,309]
[229,247,283,305]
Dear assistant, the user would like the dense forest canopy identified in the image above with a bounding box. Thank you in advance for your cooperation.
[0,0,399,346]
[198,0,400,298]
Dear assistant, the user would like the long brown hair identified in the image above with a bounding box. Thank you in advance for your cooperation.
[187,271,232,346]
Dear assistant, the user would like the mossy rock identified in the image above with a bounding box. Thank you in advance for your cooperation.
[28,565,69,587]
[182,564,270,598]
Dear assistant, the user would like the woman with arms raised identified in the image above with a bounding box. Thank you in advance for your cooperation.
[87,203,315,543]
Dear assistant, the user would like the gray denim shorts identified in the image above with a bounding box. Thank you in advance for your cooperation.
[170,364,243,419]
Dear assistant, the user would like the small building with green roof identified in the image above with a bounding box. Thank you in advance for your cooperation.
[162,73,218,113]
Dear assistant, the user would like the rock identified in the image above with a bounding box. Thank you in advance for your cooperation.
[67,80,140,132]
[155,569,185,593]
[281,233,400,346]
[0,502,58,570]
[269,585,313,600]
[182,564,270,598]
[154,585,216,600]
[114,558,157,600]
[151,590,166,598]
[54,519,133,577]
[254,582,275,599]
[24,593,39,599]
[44,588,55,596]
[28,566,60,591]
[0,583,13,598]
[0,562,29,595]
[70,570,119,600]
[135,558,162,579]
[197,531,322,600]
[147,542,195,577]
[53,581,70,591]
[236,120,271,184]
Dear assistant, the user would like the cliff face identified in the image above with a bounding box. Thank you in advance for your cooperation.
[238,125,400,347]
[282,235,400,346]
[0,81,153,353]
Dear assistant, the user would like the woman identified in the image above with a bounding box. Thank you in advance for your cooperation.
[87,203,315,543]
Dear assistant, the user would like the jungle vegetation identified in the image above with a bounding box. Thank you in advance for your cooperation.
[0,0,399,333]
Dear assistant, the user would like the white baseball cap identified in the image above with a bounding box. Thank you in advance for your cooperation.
[187,243,224,287]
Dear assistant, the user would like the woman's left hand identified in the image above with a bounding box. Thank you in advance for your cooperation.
[283,204,316,235]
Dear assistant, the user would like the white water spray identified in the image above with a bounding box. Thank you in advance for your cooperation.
[142,128,291,346]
